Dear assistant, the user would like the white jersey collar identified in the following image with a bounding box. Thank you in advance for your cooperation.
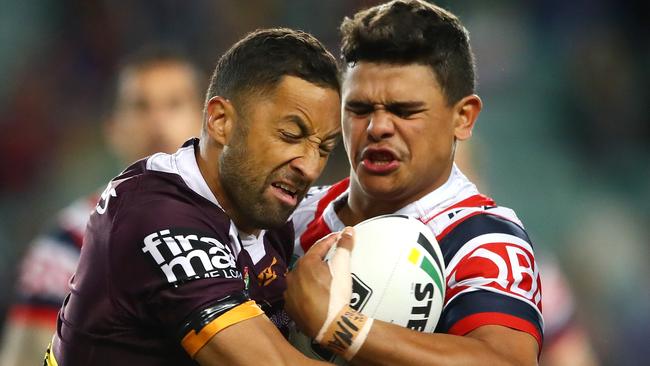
[146,139,222,209]
[322,164,479,231]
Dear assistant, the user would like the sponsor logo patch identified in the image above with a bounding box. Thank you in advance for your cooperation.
[142,228,239,286]
[446,234,541,306]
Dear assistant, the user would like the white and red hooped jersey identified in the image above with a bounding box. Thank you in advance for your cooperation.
[292,166,544,348]
[7,193,97,327]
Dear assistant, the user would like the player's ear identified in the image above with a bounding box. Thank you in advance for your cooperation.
[205,96,235,146]
[452,94,482,141]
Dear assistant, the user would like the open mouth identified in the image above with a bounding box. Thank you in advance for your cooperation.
[360,148,400,174]
[270,181,300,206]
[365,150,396,165]
[271,182,298,197]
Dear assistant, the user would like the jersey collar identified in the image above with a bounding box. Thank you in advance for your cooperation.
[322,164,480,230]
[147,138,222,209]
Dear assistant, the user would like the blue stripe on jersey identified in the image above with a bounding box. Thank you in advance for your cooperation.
[439,213,532,265]
[435,289,543,339]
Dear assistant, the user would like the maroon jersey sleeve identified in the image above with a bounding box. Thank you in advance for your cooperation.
[64,172,263,360]
[117,182,263,351]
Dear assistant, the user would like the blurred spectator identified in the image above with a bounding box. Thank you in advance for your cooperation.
[0,46,205,366]
[456,141,600,366]
[563,198,650,366]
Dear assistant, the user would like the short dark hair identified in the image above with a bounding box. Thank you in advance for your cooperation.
[112,45,206,107]
[340,0,475,105]
[205,28,340,113]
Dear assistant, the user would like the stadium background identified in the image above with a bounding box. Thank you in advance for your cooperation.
[0,0,647,364]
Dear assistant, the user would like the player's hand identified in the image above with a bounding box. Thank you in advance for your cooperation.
[284,227,355,339]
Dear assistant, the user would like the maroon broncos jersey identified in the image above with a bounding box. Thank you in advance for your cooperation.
[46,139,293,365]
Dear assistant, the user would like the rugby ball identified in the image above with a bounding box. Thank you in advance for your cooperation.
[290,214,446,364]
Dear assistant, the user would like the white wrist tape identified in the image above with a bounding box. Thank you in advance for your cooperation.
[314,236,373,360]
[315,245,352,343]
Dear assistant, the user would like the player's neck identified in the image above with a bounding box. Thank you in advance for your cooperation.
[340,164,457,225]
[196,140,221,202]
[338,191,402,226]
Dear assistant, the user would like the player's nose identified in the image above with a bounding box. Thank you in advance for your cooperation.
[289,147,323,183]
[367,110,395,141]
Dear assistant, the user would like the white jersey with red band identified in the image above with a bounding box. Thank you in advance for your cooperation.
[292,165,544,348]
[7,193,97,327]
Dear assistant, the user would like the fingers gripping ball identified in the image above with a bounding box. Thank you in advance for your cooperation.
[290,215,446,364]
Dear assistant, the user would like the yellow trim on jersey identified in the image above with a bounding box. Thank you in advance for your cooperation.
[44,340,59,366]
[181,300,264,358]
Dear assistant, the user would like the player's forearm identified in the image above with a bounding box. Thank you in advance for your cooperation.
[197,339,332,366]
[349,321,537,366]
[197,344,331,366]
[195,314,333,366]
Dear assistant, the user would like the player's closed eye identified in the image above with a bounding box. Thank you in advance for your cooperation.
[345,103,373,117]
[318,144,336,157]
[382,102,427,119]
[387,107,424,119]
[280,130,302,142]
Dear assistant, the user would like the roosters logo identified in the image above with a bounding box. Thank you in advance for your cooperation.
[446,233,541,306]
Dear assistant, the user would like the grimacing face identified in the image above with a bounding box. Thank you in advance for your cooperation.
[109,62,203,163]
[219,76,341,229]
[342,62,476,210]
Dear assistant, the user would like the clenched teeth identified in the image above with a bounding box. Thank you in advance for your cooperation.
[272,182,297,196]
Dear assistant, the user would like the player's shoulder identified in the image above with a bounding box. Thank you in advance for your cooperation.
[439,210,530,248]
[93,151,231,244]
[106,182,229,244]
[421,196,532,257]
[109,156,180,196]
[425,194,525,237]
[84,158,235,291]
[106,140,196,191]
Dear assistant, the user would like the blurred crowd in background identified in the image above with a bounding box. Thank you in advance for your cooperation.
[0,0,647,365]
